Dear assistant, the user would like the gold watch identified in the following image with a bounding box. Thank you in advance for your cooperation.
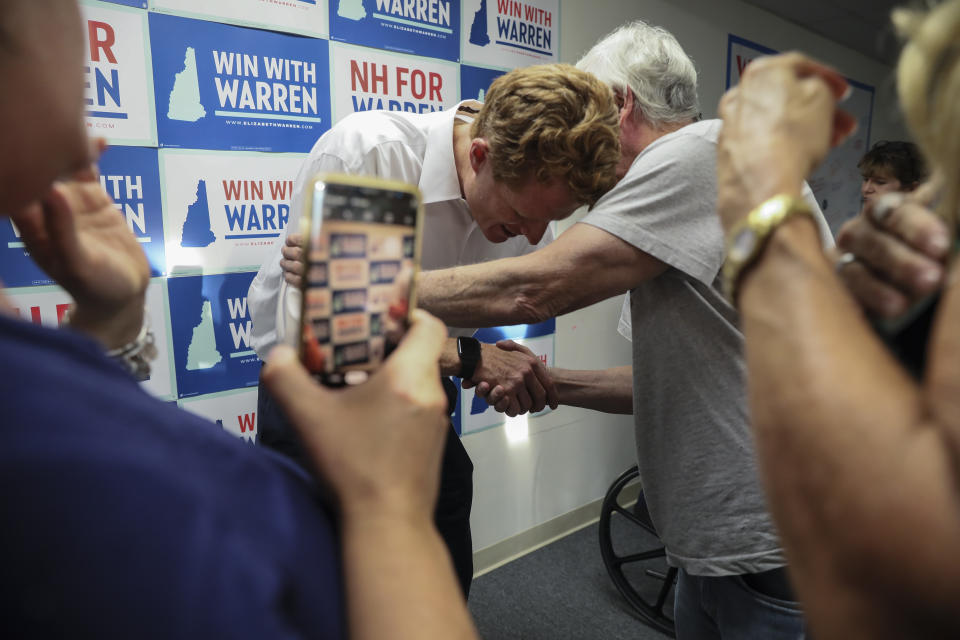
[722,194,815,305]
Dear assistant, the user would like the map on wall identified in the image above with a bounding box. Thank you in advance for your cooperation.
[726,35,874,235]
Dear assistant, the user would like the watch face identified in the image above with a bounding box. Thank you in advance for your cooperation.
[730,227,757,262]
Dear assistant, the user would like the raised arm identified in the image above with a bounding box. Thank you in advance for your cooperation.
[13,155,150,351]
[417,221,667,328]
[718,52,960,639]
[263,311,478,640]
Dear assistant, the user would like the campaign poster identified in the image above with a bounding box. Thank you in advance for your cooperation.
[461,0,559,69]
[726,34,874,234]
[149,0,327,38]
[149,13,331,152]
[5,280,177,400]
[98,146,166,277]
[81,0,158,146]
[167,271,261,398]
[159,149,305,275]
[460,64,505,102]
[330,42,459,124]
[452,319,555,435]
[329,0,460,62]
[179,387,259,443]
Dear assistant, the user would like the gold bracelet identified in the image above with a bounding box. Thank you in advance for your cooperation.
[722,194,815,306]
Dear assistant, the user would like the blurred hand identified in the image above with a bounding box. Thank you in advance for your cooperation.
[462,339,558,416]
[836,181,949,317]
[263,309,449,521]
[281,232,305,287]
[717,53,856,232]
[11,140,149,348]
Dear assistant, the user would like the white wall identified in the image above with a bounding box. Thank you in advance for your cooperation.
[466,0,907,555]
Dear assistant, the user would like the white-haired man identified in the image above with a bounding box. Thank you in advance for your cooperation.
[414,21,834,638]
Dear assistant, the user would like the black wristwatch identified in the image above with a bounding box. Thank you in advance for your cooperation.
[456,336,481,380]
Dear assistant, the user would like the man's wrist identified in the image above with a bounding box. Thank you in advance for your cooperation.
[456,336,481,379]
[68,299,146,351]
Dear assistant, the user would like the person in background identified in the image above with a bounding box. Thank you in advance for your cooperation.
[857,140,927,209]
[713,0,960,635]
[250,63,622,596]
[0,1,477,637]
[407,21,834,639]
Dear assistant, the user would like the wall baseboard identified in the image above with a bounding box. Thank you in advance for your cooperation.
[472,483,641,578]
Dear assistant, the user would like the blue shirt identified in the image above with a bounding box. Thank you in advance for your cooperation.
[0,314,344,638]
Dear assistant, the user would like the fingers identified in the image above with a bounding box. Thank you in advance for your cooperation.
[838,221,943,299]
[282,270,303,287]
[495,339,557,411]
[838,261,910,318]
[830,108,858,148]
[837,195,949,305]
[280,238,305,287]
[788,53,849,100]
[279,256,304,287]
[286,232,303,248]
[512,386,532,417]
[867,193,951,259]
[280,245,303,264]
[39,184,82,266]
[483,385,511,414]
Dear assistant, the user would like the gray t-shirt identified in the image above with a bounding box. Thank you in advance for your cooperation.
[583,119,826,575]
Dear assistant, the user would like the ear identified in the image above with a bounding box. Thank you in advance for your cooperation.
[618,90,635,128]
[468,138,489,173]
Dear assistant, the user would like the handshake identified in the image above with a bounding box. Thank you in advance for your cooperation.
[279,231,569,417]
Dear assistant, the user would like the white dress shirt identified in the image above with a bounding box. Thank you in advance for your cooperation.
[247,102,553,358]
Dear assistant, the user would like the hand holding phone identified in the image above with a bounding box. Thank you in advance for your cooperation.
[298,174,423,385]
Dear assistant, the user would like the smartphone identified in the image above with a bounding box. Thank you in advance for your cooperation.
[298,174,423,384]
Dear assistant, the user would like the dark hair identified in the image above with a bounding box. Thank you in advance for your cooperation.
[857,140,928,186]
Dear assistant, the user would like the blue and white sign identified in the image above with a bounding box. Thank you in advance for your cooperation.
[98,146,166,277]
[330,42,458,124]
[460,64,505,102]
[1,219,53,289]
[82,0,157,146]
[452,319,556,435]
[104,0,147,7]
[461,0,558,69]
[167,271,261,398]
[150,12,331,152]
[330,0,460,62]
[159,149,305,274]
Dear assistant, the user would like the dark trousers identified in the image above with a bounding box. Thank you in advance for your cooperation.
[257,375,475,599]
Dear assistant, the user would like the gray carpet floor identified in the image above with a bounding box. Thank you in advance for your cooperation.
[468,515,675,640]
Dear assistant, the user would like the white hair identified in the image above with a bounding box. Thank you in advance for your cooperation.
[576,20,699,129]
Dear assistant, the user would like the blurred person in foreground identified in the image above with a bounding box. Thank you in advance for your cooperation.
[715,1,960,637]
[0,1,476,637]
